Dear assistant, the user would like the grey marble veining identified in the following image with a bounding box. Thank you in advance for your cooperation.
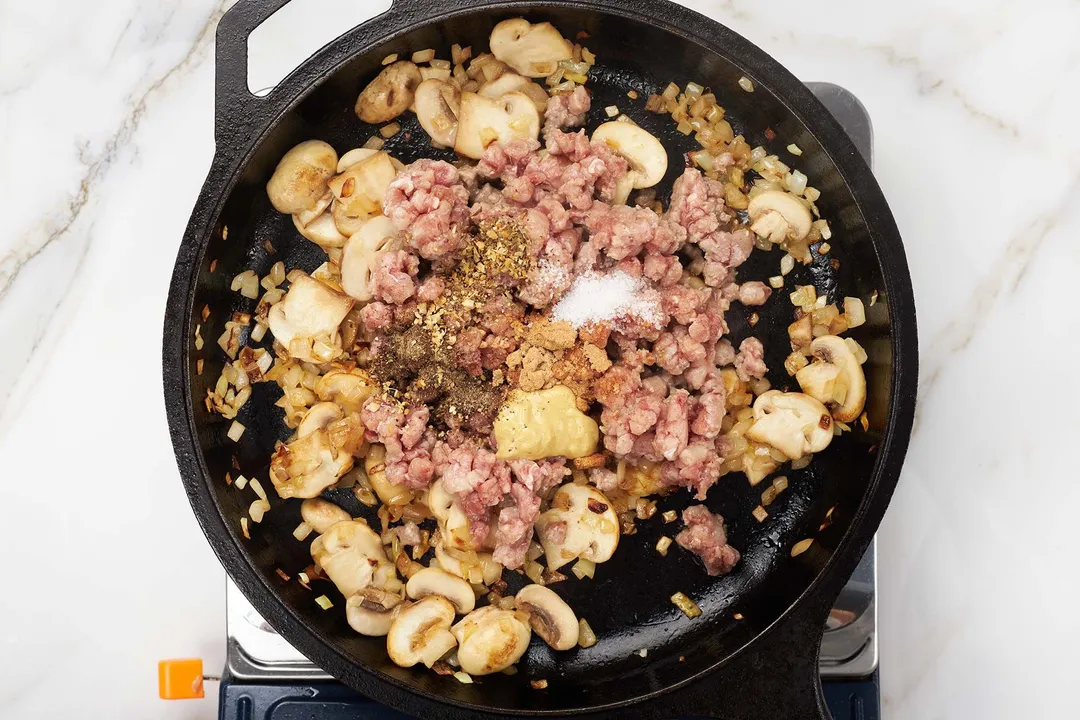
[0,1,1077,718]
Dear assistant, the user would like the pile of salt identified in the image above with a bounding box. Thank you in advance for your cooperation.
[550,270,662,328]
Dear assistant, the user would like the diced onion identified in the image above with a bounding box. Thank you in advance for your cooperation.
[671,592,702,618]
[381,53,398,65]
[768,275,784,289]
[773,475,789,492]
[790,538,814,557]
[656,536,672,556]
[845,337,868,364]
[780,253,795,276]
[249,478,267,502]
[844,297,866,328]
[787,143,803,156]
[454,672,474,684]
[578,619,597,648]
[791,456,812,470]
[605,105,619,117]
[234,475,249,490]
[363,136,385,150]
[293,522,313,541]
[752,505,768,522]
[572,558,596,579]
[240,517,250,539]
[662,510,677,523]
[227,421,245,442]
[380,122,401,138]
[738,76,755,92]
[690,150,714,171]
[786,170,808,195]
[525,561,545,585]
[249,499,270,523]
[411,48,435,63]
[315,595,334,610]
[250,323,267,342]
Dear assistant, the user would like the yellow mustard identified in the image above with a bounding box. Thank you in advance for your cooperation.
[493,385,598,460]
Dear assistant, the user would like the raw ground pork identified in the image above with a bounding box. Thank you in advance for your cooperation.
[362,86,766,572]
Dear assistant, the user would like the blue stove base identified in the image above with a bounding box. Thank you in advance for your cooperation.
[219,672,880,720]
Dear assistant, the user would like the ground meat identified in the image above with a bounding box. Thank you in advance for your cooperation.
[361,400,435,490]
[589,468,619,492]
[668,441,724,500]
[389,521,422,547]
[738,281,772,306]
[371,250,419,305]
[478,138,541,181]
[543,86,591,136]
[384,159,471,260]
[417,276,445,303]
[453,326,487,377]
[675,505,740,575]
[667,167,753,287]
[586,204,672,261]
[734,336,767,381]
[654,389,690,461]
[643,253,683,287]
[493,482,540,568]
[360,301,393,331]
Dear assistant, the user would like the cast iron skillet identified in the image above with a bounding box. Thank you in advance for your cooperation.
[162,0,918,717]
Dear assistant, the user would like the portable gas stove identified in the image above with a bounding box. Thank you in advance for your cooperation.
[215,83,881,720]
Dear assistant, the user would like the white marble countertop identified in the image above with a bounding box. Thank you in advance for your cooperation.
[1,0,1077,718]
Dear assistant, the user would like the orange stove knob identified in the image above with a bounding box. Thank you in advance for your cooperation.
[158,658,204,700]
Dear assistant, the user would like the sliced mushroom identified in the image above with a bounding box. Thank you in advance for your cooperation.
[331,199,368,237]
[365,443,413,507]
[747,190,812,243]
[424,480,476,550]
[293,212,348,249]
[310,519,387,597]
[612,172,635,205]
[346,586,403,637]
[341,215,399,302]
[266,140,338,215]
[592,122,668,189]
[515,584,579,651]
[294,191,334,228]
[355,61,422,124]
[300,498,351,534]
[454,91,540,160]
[266,273,353,363]
[452,606,532,675]
[297,402,344,439]
[336,147,379,173]
[435,544,504,586]
[478,72,548,113]
[745,390,833,460]
[328,151,398,224]
[410,68,455,114]
[796,335,866,422]
[406,567,476,614]
[269,425,356,499]
[535,483,620,571]
[414,79,462,147]
[489,18,573,78]
[315,368,376,414]
[386,596,458,668]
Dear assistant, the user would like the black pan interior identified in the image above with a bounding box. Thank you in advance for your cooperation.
[185,5,894,713]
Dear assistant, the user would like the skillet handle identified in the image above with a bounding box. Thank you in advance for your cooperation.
[213,0,294,146]
[660,583,837,720]
[678,613,831,719]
